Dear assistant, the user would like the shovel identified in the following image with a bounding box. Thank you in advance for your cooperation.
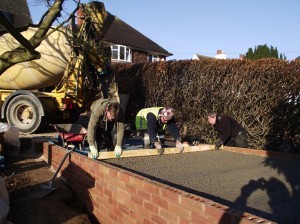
[31,147,74,198]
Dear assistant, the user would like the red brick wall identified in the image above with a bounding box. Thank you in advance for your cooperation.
[42,142,275,224]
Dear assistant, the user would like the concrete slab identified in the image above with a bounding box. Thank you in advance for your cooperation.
[104,149,300,223]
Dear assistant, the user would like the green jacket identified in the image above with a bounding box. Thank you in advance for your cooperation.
[87,98,125,147]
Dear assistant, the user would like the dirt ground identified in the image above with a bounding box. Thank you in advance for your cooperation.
[2,126,96,224]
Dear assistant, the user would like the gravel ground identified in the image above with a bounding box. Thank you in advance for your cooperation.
[104,150,300,224]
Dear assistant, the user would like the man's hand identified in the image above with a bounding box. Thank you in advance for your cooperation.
[215,141,222,150]
[176,140,184,153]
[154,141,162,149]
[154,142,164,155]
[114,145,122,158]
[89,145,99,159]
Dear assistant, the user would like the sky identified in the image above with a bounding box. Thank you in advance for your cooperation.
[28,0,300,60]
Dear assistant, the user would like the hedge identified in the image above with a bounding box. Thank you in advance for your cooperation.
[112,58,300,151]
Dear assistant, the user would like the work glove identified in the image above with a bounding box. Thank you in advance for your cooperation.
[154,141,164,155]
[114,145,122,158]
[215,141,222,150]
[176,140,184,153]
[89,145,99,159]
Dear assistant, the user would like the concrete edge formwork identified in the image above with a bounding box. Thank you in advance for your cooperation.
[94,143,215,160]
[42,142,278,224]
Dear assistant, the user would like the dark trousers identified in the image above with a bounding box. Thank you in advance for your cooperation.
[226,132,248,148]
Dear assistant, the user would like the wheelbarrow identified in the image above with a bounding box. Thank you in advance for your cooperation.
[31,123,87,199]
[54,123,87,150]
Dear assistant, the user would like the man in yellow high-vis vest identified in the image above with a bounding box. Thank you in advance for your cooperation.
[135,107,184,155]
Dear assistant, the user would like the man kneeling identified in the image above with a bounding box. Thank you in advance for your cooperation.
[87,99,125,159]
[135,107,184,155]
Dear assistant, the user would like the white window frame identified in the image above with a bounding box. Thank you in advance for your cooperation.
[111,45,131,62]
[149,55,160,62]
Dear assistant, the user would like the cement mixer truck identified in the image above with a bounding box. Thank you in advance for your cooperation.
[0,2,110,133]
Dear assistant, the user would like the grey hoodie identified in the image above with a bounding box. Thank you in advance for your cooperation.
[87,98,125,147]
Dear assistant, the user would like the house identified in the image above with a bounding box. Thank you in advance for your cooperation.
[214,50,227,59]
[1,0,172,63]
[192,54,212,60]
[192,50,227,60]
[0,0,32,32]
[77,6,172,64]
[103,15,172,63]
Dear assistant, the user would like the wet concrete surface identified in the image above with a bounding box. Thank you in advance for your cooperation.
[104,150,300,223]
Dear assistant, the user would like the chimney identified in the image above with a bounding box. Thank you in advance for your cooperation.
[214,50,227,59]
[77,7,84,26]
[239,54,245,60]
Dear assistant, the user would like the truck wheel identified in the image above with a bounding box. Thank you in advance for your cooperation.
[6,95,44,134]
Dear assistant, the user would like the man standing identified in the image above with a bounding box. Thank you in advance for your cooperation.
[97,61,119,102]
[87,99,125,159]
[135,107,184,155]
[207,112,248,149]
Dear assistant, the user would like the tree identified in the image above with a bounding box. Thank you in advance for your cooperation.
[0,0,80,75]
[245,44,287,60]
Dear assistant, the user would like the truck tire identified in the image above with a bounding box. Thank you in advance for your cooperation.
[6,95,45,133]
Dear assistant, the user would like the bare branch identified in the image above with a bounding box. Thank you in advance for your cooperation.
[0,0,78,74]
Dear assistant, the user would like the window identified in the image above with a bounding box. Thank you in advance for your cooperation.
[111,45,131,62]
[149,55,161,62]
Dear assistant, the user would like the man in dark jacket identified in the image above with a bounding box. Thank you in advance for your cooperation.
[207,112,248,149]
[135,107,184,155]
[87,99,125,159]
